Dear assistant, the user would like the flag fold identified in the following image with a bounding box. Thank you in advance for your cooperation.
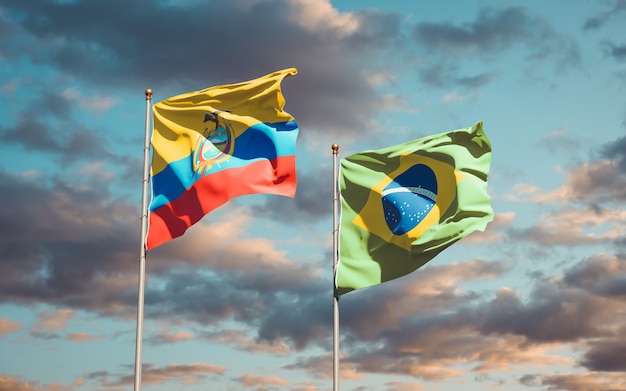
[147,68,299,250]
[337,121,493,294]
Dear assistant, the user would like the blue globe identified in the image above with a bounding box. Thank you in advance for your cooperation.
[381,164,438,235]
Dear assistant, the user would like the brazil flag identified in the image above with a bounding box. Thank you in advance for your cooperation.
[337,121,493,295]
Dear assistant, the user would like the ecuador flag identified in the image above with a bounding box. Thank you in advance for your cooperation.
[337,121,493,294]
[147,69,299,250]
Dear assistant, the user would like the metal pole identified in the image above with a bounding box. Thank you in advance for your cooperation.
[332,143,340,391]
[134,88,152,391]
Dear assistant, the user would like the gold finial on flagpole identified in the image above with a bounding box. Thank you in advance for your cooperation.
[332,144,339,154]
[145,89,153,99]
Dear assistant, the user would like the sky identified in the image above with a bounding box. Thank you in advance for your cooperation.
[1,0,626,390]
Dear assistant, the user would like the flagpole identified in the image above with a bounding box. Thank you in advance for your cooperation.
[134,88,152,391]
[332,143,340,391]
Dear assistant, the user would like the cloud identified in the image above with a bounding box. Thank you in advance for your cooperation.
[0,113,114,164]
[602,41,626,62]
[464,211,514,244]
[455,72,494,88]
[512,206,626,246]
[564,253,626,297]
[540,372,626,391]
[149,209,324,284]
[284,353,365,381]
[32,308,74,336]
[60,88,118,114]
[337,259,506,340]
[441,91,475,103]
[386,382,425,391]
[200,328,292,355]
[413,7,536,53]
[0,78,20,92]
[0,317,21,335]
[146,328,195,345]
[409,6,580,88]
[286,0,360,37]
[583,0,626,30]
[0,375,71,391]
[0,0,402,135]
[236,374,289,387]
[520,160,626,205]
[581,338,626,371]
[91,362,227,387]
[295,254,626,385]
[538,129,582,154]
[251,167,333,223]
[66,332,104,342]
[506,141,626,251]
[0,167,333,352]
[479,284,605,343]
[601,135,626,170]
[0,169,141,315]
[288,384,320,391]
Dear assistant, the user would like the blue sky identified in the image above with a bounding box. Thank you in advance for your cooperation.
[1,0,626,390]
